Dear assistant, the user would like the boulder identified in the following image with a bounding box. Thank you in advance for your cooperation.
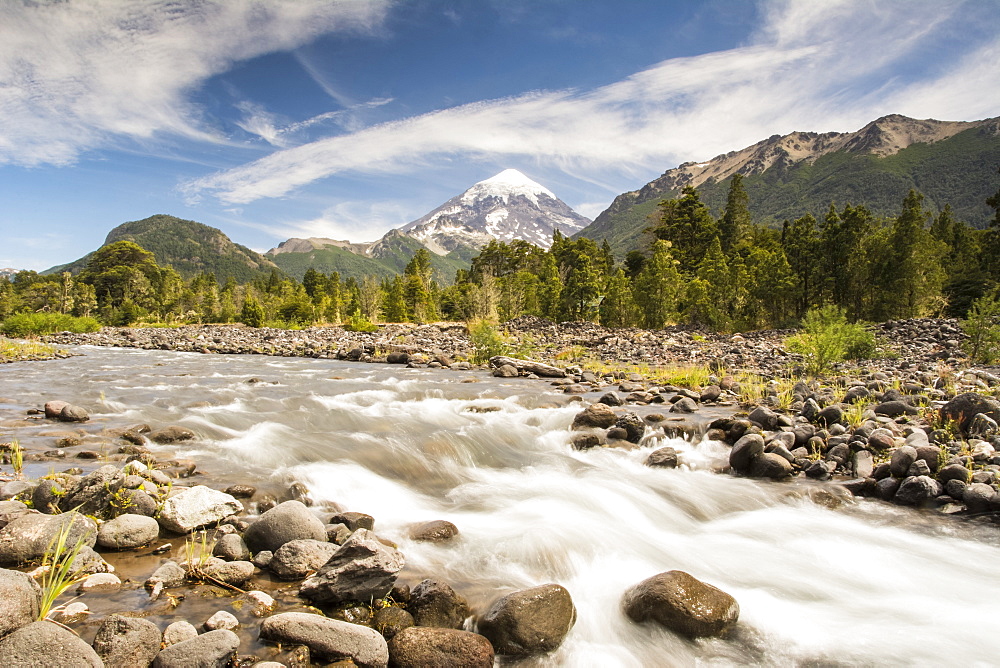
[299,528,403,604]
[270,539,339,580]
[373,607,414,640]
[43,400,69,418]
[615,412,645,443]
[387,627,494,668]
[894,476,942,506]
[151,629,240,668]
[0,620,103,667]
[97,514,160,550]
[571,403,617,430]
[729,433,764,474]
[162,621,198,647]
[477,583,576,656]
[889,446,918,479]
[146,561,186,590]
[92,613,161,668]
[669,398,698,414]
[260,612,388,668]
[58,405,90,423]
[645,447,678,469]
[963,483,997,513]
[938,463,972,485]
[157,486,242,534]
[408,520,459,543]
[0,568,41,638]
[749,452,794,480]
[408,579,471,629]
[622,570,739,638]
[940,393,1000,435]
[148,426,196,444]
[747,406,779,430]
[0,512,97,566]
[212,533,250,562]
[816,405,843,427]
[243,500,326,554]
[200,559,255,586]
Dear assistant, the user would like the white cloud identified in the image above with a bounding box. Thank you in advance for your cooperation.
[0,0,390,166]
[233,200,412,244]
[189,0,999,205]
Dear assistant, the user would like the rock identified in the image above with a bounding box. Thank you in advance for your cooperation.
[252,551,273,568]
[571,403,617,430]
[387,627,494,668]
[853,450,874,479]
[330,511,375,532]
[162,621,198,647]
[243,590,276,617]
[200,559,255,586]
[749,453,794,480]
[699,385,722,402]
[243,500,327,554]
[151,629,240,668]
[477,583,576,656]
[645,447,678,468]
[97,514,160,550]
[0,620,103,667]
[92,613,161,668]
[78,573,122,593]
[669,397,698,413]
[387,351,410,364]
[58,405,90,423]
[270,539,339,580]
[868,428,896,451]
[873,401,918,417]
[615,412,645,443]
[969,413,999,438]
[598,392,623,407]
[148,426,196,444]
[224,485,256,499]
[408,520,459,543]
[492,364,518,378]
[157,486,242,534]
[259,612,389,668]
[373,607,413,640]
[729,433,764,474]
[0,500,31,530]
[817,405,843,427]
[876,476,901,501]
[408,579,471,629]
[53,601,89,624]
[0,512,97,566]
[299,528,404,604]
[147,561,186,590]
[204,610,239,632]
[43,400,69,419]
[212,533,250,561]
[940,393,1000,435]
[571,433,603,450]
[747,406,779,430]
[622,570,739,638]
[0,568,41,638]
[894,476,942,506]
[938,463,972,485]
[889,446,918,478]
[963,483,997,513]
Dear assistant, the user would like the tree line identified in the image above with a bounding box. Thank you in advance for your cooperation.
[2,169,999,332]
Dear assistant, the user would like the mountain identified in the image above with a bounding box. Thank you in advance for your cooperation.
[578,114,1000,254]
[400,168,590,253]
[46,214,282,282]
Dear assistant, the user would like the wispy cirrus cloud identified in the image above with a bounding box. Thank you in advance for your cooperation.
[189,0,1000,205]
[0,0,390,166]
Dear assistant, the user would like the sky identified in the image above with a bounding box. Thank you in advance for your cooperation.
[1,0,999,272]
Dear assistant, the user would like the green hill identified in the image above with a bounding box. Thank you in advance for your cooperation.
[270,244,396,282]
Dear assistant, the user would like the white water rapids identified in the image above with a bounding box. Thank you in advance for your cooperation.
[3,346,1000,666]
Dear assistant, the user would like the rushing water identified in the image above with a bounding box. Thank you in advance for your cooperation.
[3,346,1000,666]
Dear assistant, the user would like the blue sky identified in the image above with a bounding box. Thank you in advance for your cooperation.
[2,0,999,271]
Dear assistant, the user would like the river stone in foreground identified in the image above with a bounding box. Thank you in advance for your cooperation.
[157,486,242,534]
[92,613,161,667]
[0,568,41,638]
[151,628,240,668]
[260,612,388,667]
[622,570,739,638]
[269,539,339,580]
[0,620,103,667]
[388,627,494,668]
[243,500,326,554]
[0,512,97,566]
[299,528,403,604]
[477,583,576,656]
[97,513,160,549]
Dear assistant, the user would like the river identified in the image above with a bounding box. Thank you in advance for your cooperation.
[2,346,999,667]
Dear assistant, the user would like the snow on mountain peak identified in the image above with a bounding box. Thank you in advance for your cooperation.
[461,169,555,206]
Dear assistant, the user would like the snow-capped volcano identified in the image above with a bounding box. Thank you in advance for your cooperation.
[398,169,590,254]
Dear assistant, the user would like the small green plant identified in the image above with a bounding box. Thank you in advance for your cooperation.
[785,305,877,376]
[343,310,378,333]
[653,364,712,390]
[468,319,509,364]
[183,530,213,578]
[843,399,872,428]
[105,483,135,518]
[737,373,767,405]
[37,522,90,620]
[961,290,1000,364]
[554,345,588,362]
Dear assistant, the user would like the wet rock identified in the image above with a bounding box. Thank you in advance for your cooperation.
[387,627,494,668]
[669,397,698,413]
[243,590,276,617]
[224,485,256,499]
[244,501,327,554]
[493,364,518,378]
[92,613,161,668]
[598,392,623,407]
[0,620,103,667]
[162,621,198,647]
[963,483,997,513]
[876,476,902,501]
[729,433,764,474]
[408,520,459,543]
[204,610,239,632]
[157,486,242,534]
[890,446,918,478]
[0,511,97,566]
[571,433,603,450]
[645,447,678,468]
[571,403,617,429]
[749,452,794,480]
[43,400,69,418]
[260,612,389,668]
[151,628,240,668]
[0,568,41,638]
[148,426,196,444]
[330,511,375,532]
[97,513,160,550]
[894,476,942,506]
[622,570,739,638]
[477,583,576,656]
[699,385,722,402]
[327,523,352,545]
[200,559,255,586]
[373,607,414,640]
[938,463,972,485]
[270,539,339,580]
[78,573,122,593]
[615,412,645,443]
[58,405,90,423]
[940,393,1000,435]
[299,528,403,604]
[147,561,186,590]
[212,533,250,562]
[252,551,273,568]
[403,579,469,630]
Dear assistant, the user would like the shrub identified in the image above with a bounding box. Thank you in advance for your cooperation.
[0,312,101,337]
[961,291,1000,363]
[343,310,378,333]
[785,305,877,376]
[239,295,265,328]
[468,319,509,364]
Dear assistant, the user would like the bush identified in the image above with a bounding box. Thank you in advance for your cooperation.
[0,312,101,337]
[343,310,378,333]
[240,295,265,328]
[785,305,877,376]
[961,290,1000,363]
[468,319,509,364]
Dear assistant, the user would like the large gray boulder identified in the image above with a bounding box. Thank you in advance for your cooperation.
[0,512,97,566]
[157,486,242,534]
[0,568,41,638]
[97,514,160,550]
[408,579,471,629]
[729,433,764,474]
[260,612,388,668]
[0,501,33,530]
[940,393,1000,435]
[0,620,103,667]
[622,570,739,638]
[92,613,161,667]
[387,627,494,668]
[477,583,576,656]
[243,500,326,554]
[571,403,617,430]
[151,629,240,668]
[299,528,403,604]
[269,539,339,580]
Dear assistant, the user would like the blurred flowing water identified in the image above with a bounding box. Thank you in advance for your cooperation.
[3,346,1000,666]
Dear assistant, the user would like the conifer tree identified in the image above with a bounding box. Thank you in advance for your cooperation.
[719,174,751,253]
[633,240,680,328]
[600,267,640,328]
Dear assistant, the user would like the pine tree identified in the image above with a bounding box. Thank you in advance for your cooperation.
[719,174,751,253]
[650,186,719,274]
[600,268,640,328]
[634,240,680,329]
